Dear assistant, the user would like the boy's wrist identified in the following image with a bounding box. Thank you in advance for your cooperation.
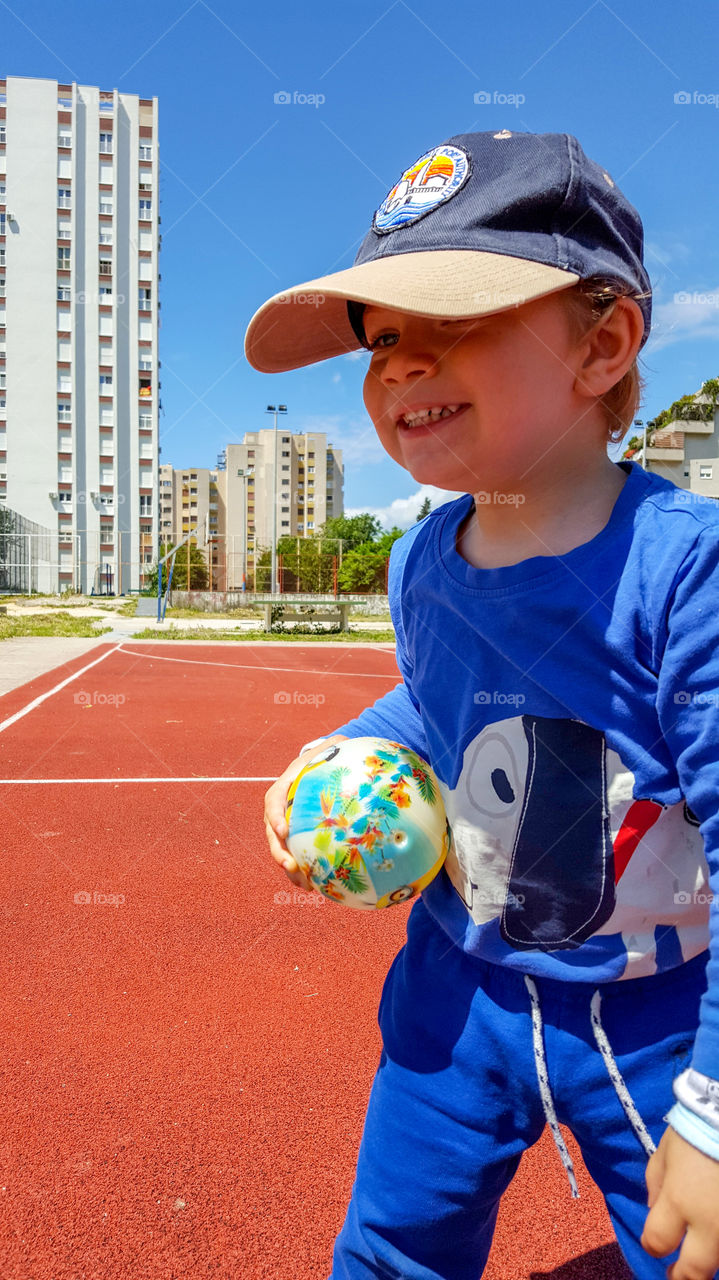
[667,1069,719,1162]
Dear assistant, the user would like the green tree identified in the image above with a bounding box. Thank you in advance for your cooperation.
[145,541,209,594]
[337,529,404,593]
[416,496,432,521]
[320,513,382,551]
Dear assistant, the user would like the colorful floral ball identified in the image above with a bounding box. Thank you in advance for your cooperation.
[286,737,451,909]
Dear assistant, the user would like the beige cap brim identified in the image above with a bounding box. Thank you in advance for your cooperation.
[244,249,579,373]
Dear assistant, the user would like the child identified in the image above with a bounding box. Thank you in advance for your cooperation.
[247,131,719,1280]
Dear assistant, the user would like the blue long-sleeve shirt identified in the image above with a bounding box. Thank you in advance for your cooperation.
[333,461,719,1078]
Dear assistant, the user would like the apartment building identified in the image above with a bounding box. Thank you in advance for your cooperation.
[644,395,719,499]
[0,75,159,593]
[216,430,344,589]
[158,463,222,585]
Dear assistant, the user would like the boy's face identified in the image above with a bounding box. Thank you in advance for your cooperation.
[362,292,585,494]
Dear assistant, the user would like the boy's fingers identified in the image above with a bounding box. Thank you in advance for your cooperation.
[641,1201,685,1259]
[668,1230,719,1280]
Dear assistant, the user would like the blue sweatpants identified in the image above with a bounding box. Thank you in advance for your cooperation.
[330,898,711,1280]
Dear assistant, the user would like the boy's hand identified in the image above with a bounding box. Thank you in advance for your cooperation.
[642,1125,719,1279]
[263,735,349,893]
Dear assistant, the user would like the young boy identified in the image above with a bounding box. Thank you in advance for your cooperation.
[246,131,719,1280]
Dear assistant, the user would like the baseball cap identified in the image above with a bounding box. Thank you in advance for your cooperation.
[244,130,652,373]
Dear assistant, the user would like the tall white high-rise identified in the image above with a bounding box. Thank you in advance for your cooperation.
[0,74,159,593]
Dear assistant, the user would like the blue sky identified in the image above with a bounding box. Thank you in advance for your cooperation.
[3,0,719,526]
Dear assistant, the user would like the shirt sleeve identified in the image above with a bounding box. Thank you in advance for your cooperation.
[324,533,429,760]
[655,527,719,1078]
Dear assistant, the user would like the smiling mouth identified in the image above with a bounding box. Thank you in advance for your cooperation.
[397,404,468,429]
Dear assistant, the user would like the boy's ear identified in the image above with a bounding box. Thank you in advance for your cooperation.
[573,297,644,400]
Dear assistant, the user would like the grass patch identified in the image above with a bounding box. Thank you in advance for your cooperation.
[130,626,396,643]
[162,605,262,620]
[0,612,113,639]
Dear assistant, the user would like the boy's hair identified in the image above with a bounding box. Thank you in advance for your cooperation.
[562,277,644,445]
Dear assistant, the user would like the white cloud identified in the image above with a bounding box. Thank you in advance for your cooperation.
[346,484,463,531]
[647,284,719,353]
[331,373,342,384]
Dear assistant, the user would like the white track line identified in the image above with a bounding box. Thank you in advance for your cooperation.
[0,776,274,784]
[117,645,397,679]
[0,644,122,736]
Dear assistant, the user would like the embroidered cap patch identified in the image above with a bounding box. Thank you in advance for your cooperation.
[374,144,470,233]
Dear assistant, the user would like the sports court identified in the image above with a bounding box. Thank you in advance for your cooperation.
[0,639,630,1279]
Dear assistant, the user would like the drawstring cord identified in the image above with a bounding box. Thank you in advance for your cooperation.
[589,989,656,1158]
[524,976,656,1199]
[524,976,580,1199]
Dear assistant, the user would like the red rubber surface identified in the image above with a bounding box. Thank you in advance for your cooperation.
[0,643,632,1279]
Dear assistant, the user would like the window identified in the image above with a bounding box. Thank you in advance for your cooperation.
[138,288,151,310]
[0,371,5,388]
[139,412,152,429]
[139,198,152,219]
[58,220,71,239]
[281,464,290,471]
[282,450,290,457]
[140,495,152,514]
[57,246,71,270]
[99,230,112,245]
[308,466,315,474]
[99,132,113,154]
[99,286,113,298]
[281,520,290,528]
[0,248,5,267]
[0,213,4,235]
[281,506,289,513]
[100,494,114,507]
[99,259,112,276]
[100,373,113,391]
[307,521,314,529]
[700,465,713,479]
[58,130,71,148]
[247,450,254,458]
[282,436,290,443]
[58,403,71,422]
[0,278,4,299]
[57,286,71,302]
[99,196,113,215]
[58,491,72,503]
[0,124,5,145]
[139,143,152,161]
[58,187,71,209]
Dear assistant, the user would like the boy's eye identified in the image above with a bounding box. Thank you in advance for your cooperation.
[366,331,399,351]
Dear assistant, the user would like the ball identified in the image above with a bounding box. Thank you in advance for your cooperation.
[286,736,451,909]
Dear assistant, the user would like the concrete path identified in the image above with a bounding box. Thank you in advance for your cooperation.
[0,637,110,700]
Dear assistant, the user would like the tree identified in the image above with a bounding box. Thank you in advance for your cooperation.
[144,541,209,594]
[416,496,432,521]
[337,529,404,593]
[320,513,382,551]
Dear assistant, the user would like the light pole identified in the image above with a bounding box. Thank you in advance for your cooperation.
[266,404,287,594]
[634,419,646,470]
[237,466,254,590]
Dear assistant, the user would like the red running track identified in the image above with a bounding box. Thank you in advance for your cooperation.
[0,642,631,1280]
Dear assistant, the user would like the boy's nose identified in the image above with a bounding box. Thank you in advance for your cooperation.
[378,347,438,385]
